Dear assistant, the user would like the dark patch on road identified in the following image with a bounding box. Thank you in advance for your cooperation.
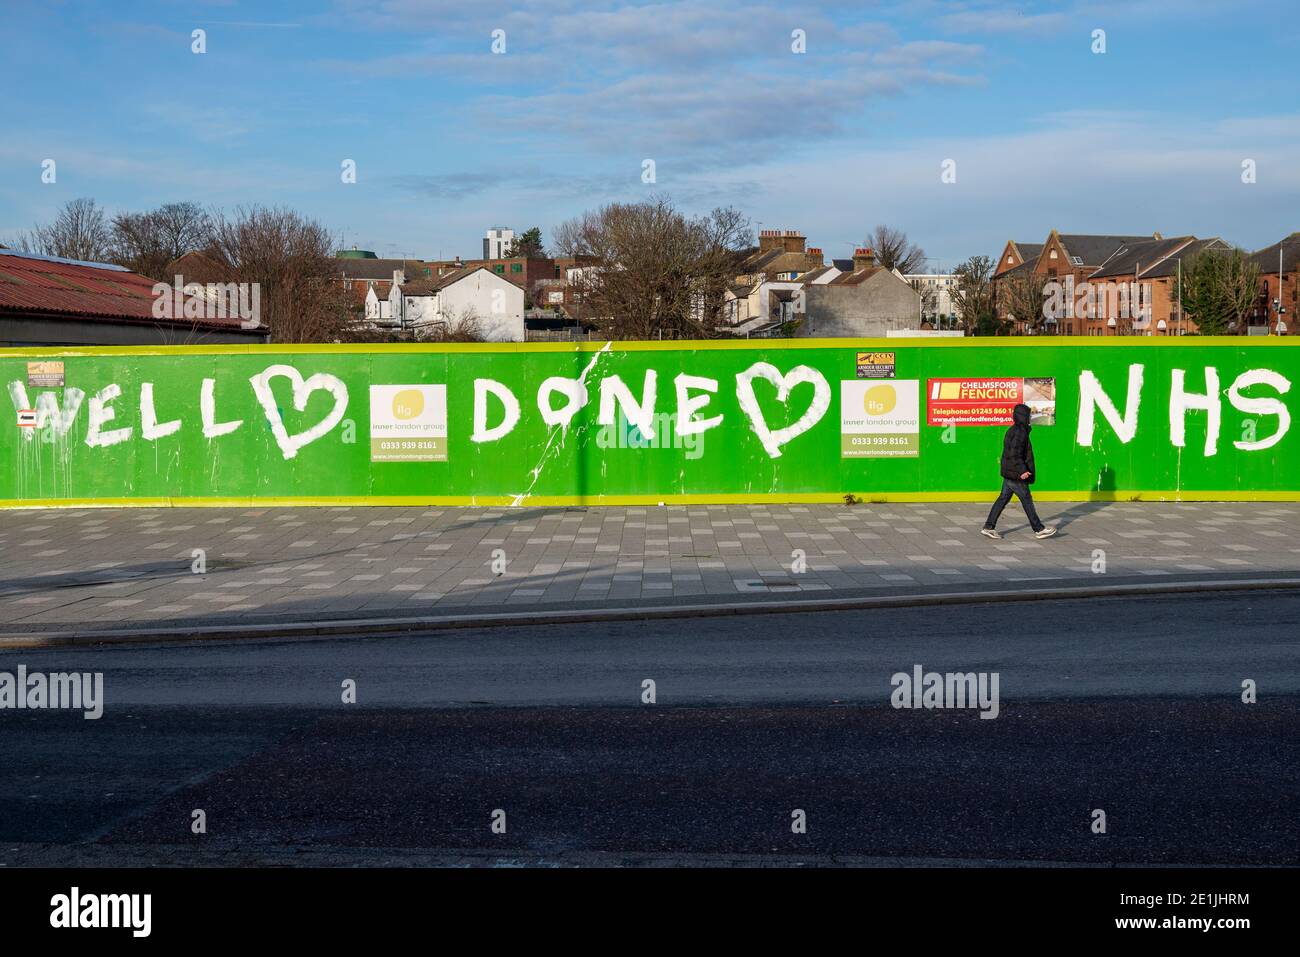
[0,709,309,844]
[89,698,1300,865]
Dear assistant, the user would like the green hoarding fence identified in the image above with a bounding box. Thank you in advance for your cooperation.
[2,338,1297,507]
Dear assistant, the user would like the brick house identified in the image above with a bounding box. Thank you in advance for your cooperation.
[721,230,828,334]
[1247,232,1300,334]
[992,231,1162,334]
[529,255,601,312]
[738,230,825,281]
[1087,237,1231,336]
[333,256,431,309]
[437,256,554,297]
[993,240,1044,279]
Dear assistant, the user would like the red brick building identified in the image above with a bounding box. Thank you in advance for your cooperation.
[1248,232,1300,334]
[992,231,1163,335]
[333,257,431,308]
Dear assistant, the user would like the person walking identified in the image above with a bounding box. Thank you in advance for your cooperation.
[981,403,1056,540]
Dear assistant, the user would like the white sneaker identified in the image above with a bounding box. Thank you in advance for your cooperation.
[980,527,1001,540]
[1035,526,1058,539]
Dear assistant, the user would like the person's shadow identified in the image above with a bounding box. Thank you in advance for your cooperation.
[1049,465,1118,531]
[1003,466,1116,535]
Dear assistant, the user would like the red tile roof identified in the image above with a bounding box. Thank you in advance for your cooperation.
[0,250,247,330]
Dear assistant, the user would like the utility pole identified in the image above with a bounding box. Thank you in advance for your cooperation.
[1176,258,1183,337]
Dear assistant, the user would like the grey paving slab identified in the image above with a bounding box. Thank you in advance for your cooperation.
[1,501,1300,634]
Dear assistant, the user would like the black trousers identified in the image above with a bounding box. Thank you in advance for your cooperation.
[984,478,1044,532]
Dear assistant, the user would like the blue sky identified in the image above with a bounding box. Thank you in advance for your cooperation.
[1,0,1297,268]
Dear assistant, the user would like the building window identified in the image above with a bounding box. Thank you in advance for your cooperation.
[511,263,522,273]
[494,265,505,274]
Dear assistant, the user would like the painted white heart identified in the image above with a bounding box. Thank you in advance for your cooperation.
[249,364,350,460]
[735,361,831,459]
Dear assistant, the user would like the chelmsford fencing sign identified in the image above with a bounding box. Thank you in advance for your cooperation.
[1,338,1297,507]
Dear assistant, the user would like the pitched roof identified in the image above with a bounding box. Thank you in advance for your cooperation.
[0,249,248,330]
[738,248,815,278]
[996,259,1038,281]
[828,266,883,285]
[163,250,233,284]
[1089,236,1197,279]
[993,241,1042,277]
[1139,238,1232,278]
[795,265,836,284]
[398,265,488,297]
[1248,232,1300,273]
[1011,242,1043,262]
[333,257,430,281]
[1055,234,1158,269]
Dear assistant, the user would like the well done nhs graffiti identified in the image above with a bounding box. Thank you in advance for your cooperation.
[1,340,1297,505]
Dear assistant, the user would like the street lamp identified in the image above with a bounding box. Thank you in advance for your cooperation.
[1175,258,1184,336]
[1273,240,1288,336]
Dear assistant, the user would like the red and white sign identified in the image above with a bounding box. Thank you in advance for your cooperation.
[926,377,1056,426]
[927,378,1021,426]
[16,409,37,427]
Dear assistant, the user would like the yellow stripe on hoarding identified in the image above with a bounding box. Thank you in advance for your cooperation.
[2,490,1298,509]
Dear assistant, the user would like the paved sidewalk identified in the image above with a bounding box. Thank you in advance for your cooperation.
[2,501,1298,635]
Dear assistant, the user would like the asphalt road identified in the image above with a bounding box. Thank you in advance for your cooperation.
[1,591,1297,866]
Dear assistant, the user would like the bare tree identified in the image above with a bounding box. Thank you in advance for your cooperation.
[110,202,211,279]
[950,255,998,335]
[999,270,1051,335]
[206,206,352,342]
[868,225,927,275]
[552,197,752,339]
[17,198,113,262]
[417,306,485,343]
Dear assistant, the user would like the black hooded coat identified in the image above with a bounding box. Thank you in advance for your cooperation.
[999,403,1036,484]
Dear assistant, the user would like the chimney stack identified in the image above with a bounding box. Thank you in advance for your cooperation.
[759,229,807,254]
[806,247,824,269]
[853,247,875,270]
